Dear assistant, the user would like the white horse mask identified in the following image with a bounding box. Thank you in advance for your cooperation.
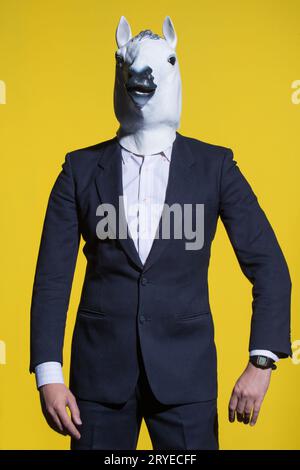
[114,16,182,155]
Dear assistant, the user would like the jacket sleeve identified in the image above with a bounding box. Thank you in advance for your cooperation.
[30,153,80,372]
[219,149,292,357]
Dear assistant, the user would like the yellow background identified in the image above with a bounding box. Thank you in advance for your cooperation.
[0,0,299,450]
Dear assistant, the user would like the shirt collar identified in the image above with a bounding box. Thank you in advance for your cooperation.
[119,143,172,164]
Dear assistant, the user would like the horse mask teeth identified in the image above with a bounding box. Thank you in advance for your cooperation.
[113,16,182,156]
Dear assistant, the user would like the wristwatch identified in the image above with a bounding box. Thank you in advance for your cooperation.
[249,355,277,370]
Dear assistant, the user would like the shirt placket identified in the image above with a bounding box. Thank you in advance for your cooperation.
[138,155,153,264]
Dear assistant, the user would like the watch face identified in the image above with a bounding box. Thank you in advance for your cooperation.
[257,356,268,366]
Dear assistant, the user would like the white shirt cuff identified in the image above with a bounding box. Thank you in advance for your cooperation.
[250,349,279,362]
[35,361,64,389]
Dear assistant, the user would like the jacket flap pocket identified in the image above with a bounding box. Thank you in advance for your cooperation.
[78,307,106,319]
[175,311,210,321]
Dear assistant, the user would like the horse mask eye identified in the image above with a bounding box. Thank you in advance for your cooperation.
[115,52,124,65]
[168,55,176,66]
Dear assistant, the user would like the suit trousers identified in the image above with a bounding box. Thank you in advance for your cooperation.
[71,343,219,450]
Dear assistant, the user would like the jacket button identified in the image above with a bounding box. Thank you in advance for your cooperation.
[139,314,145,324]
[141,277,148,286]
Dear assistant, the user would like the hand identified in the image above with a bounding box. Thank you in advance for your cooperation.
[39,383,82,439]
[228,362,272,426]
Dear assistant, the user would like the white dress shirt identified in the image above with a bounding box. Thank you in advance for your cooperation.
[34,144,278,388]
[121,145,172,264]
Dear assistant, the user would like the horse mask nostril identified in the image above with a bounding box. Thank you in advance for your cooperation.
[126,66,157,93]
[128,66,153,79]
[126,66,157,94]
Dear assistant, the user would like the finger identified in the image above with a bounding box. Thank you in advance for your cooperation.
[56,406,81,440]
[250,401,262,426]
[49,410,64,432]
[236,396,247,422]
[67,394,82,426]
[45,408,67,435]
[228,392,239,422]
[243,400,254,425]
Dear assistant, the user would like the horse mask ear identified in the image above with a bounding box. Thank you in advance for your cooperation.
[162,16,177,49]
[116,16,132,48]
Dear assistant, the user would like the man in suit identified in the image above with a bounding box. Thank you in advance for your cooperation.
[30,16,292,450]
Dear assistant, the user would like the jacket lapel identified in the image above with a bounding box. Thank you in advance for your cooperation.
[143,132,196,273]
[95,138,144,271]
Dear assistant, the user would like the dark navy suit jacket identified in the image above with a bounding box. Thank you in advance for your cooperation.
[30,132,292,404]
